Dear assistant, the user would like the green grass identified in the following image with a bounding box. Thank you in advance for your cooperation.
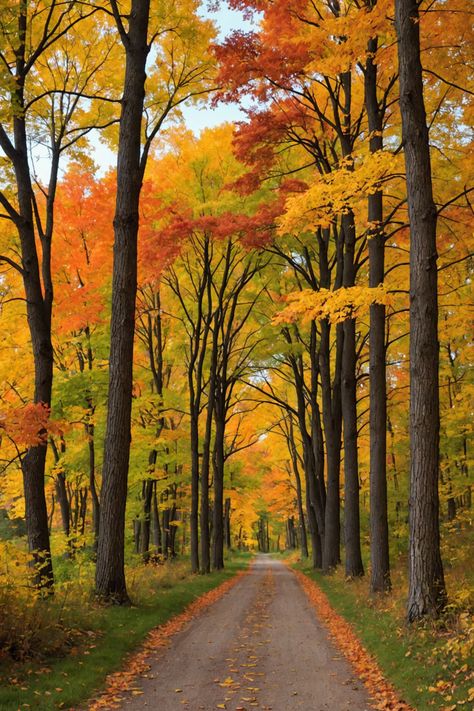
[296,559,473,710]
[0,554,251,710]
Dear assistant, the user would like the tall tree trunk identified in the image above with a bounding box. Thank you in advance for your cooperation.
[320,319,343,571]
[151,482,162,556]
[168,501,178,557]
[133,519,141,554]
[87,417,100,553]
[190,413,200,572]
[310,322,327,550]
[55,472,70,540]
[319,225,343,573]
[139,479,154,561]
[201,315,218,574]
[50,438,71,550]
[48,493,55,534]
[162,505,170,557]
[341,212,364,579]
[95,0,151,603]
[396,0,447,620]
[289,349,322,568]
[200,414,212,574]
[287,418,309,558]
[212,407,226,570]
[224,497,232,549]
[365,35,391,593]
[185,238,213,575]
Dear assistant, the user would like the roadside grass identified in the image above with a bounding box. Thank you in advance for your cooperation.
[0,552,251,711]
[294,519,474,710]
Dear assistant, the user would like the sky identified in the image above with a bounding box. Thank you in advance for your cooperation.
[30,3,252,183]
[182,3,252,133]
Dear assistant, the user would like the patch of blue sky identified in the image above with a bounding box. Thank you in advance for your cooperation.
[27,2,255,182]
[181,1,255,133]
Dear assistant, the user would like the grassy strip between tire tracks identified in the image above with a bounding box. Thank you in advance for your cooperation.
[0,554,251,711]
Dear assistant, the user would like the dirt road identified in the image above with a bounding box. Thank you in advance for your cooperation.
[114,556,373,711]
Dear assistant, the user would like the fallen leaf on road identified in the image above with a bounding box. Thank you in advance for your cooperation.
[220,676,235,687]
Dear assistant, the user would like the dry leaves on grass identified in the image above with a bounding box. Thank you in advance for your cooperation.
[87,571,247,710]
[294,569,414,711]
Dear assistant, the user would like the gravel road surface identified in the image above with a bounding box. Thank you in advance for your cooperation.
[113,556,373,711]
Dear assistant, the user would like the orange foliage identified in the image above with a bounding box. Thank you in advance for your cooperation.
[53,166,114,334]
[0,403,60,448]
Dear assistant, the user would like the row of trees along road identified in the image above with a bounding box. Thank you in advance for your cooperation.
[0,0,471,621]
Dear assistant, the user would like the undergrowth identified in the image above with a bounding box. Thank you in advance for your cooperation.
[0,544,251,710]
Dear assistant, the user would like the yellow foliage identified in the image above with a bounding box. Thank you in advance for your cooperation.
[273,285,391,326]
[278,151,397,234]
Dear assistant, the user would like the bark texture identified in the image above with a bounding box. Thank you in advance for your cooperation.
[341,212,364,579]
[395,0,447,620]
[95,0,150,603]
[365,36,391,593]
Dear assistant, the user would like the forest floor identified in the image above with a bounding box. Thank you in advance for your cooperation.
[91,556,374,711]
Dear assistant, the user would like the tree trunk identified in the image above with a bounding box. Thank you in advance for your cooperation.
[290,351,322,568]
[133,519,141,555]
[318,228,343,573]
[365,36,391,593]
[311,401,326,546]
[48,494,55,534]
[181,511,187,555]
[151,482,162,556]
[139,479,154,561]
[190,414,200,572]
[294,479,308,559]
[168,503,178,557]
[212,409,225,570]
[50,438,71,550]
[79,488,87,537]
[287,419,309,558]
[162,506,170,557]
[310,322,327,549]
[200,442,211,573]
[95,0,151,603]
[320,320,343,571]
[341,212,364,579]
[201,319,218,574]
[87,418,100,553]
[55,472,70,541]
[396,0,447,620]
[224,497,232,549]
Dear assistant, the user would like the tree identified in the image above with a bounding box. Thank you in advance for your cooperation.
[95,0,152,603]
[0,0,112,588]
[395,0,447,621]
[363,0,395,594]
[95,0,214,601]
